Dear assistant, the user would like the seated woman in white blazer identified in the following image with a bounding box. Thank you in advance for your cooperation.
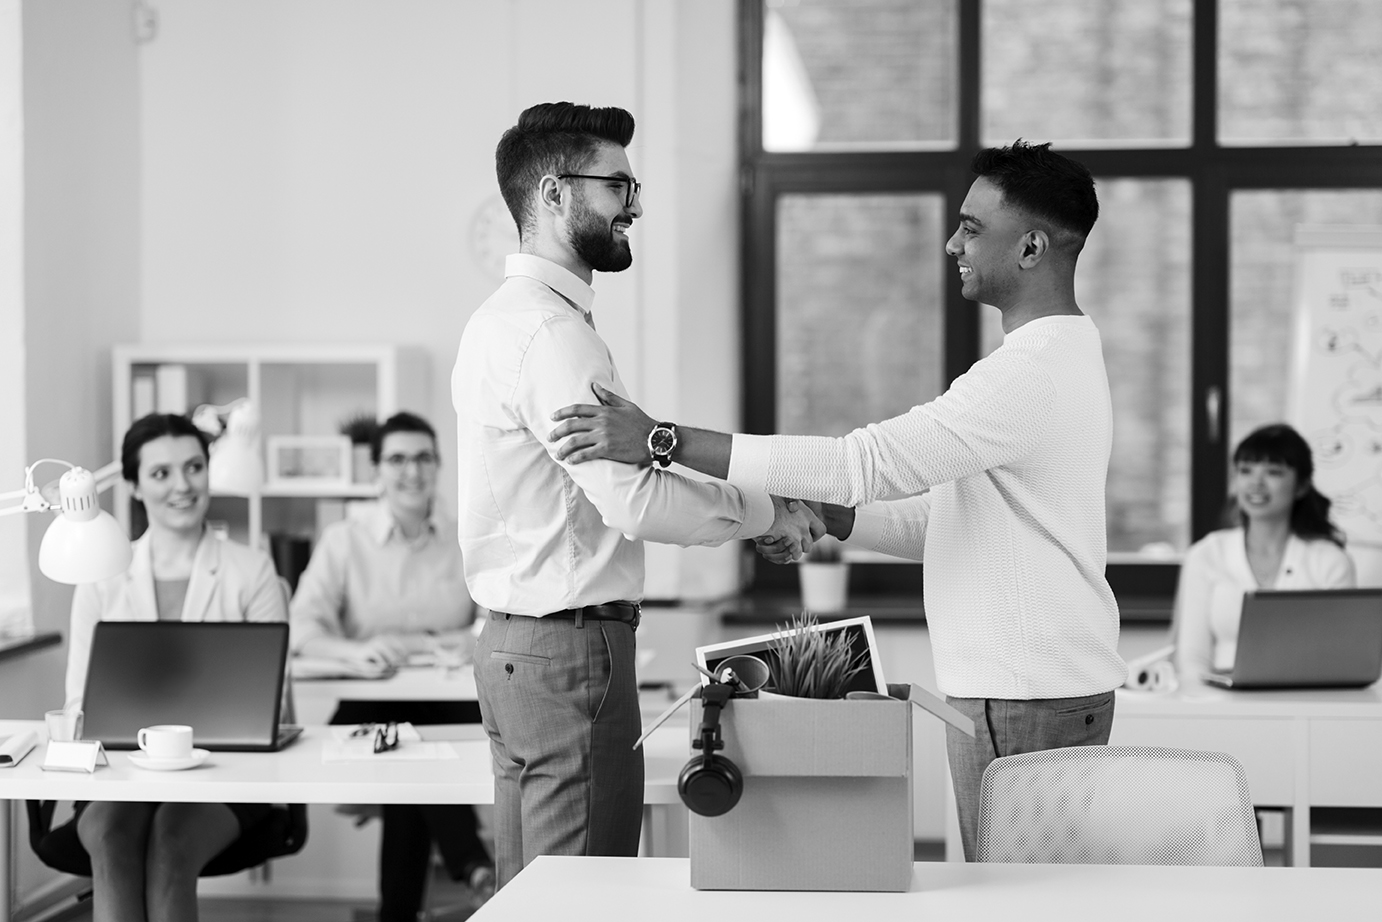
[1173,423,1355,682]
[64,413,286,922]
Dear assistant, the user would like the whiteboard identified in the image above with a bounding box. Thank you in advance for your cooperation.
[1290,225,1382,548]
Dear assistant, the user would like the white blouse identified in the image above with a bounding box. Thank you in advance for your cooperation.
[1172,528,1356,679]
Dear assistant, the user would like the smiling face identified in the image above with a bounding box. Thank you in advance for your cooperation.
[945,176,1027,308]
[1233,458,1305,526]
[377,431,439,521]
[562,142,643,274]
[133,435,211,536]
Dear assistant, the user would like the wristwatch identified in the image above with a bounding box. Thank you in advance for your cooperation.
[647,421,678,468]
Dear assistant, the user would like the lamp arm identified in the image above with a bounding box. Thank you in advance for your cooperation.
[0,458,124,516]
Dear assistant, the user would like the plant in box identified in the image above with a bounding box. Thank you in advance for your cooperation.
[767,612,868,699]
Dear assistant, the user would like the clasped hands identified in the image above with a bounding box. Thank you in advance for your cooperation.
[547,383,824,563]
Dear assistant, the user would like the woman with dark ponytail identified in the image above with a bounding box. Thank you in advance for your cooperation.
[1173,423,1355,681]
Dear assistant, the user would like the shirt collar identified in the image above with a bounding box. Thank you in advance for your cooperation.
[368,501,441,546]
[505,253,596,319]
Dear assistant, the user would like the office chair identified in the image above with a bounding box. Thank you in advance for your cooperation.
[975,745,1263,866]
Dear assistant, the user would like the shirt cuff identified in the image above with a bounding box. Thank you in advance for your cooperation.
[844,502,890,552]
[739,489,775,539]
[727,433,773,494]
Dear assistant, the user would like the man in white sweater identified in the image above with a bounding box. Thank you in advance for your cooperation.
[548,140,1128,860]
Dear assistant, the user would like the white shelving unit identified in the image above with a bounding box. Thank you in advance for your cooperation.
[111,343,429,550]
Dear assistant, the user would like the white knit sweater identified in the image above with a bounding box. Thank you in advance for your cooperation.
[729,314,1127,698]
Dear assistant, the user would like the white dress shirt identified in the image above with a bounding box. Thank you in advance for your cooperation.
[728,315,1127,699]
[1173,527,1356,678]
[289,503,475,653]
[452,254,774,616]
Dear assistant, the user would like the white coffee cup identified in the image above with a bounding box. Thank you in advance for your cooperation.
[137,725,194,761]
[45,708,83,742]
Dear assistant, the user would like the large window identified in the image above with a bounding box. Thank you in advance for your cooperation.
[743,0,1382,609]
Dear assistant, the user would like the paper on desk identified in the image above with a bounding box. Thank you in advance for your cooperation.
[321,740,459,763]
[0,729,37,767]
[321,722,458,762]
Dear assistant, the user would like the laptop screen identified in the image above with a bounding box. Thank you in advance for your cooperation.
[1231,588,1382,688]
[82,622,290,750]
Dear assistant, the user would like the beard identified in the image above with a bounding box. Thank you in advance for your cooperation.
[567,196,633,273]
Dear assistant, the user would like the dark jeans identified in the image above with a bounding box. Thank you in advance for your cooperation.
[329,700,492,922]
[945,691,1116,861]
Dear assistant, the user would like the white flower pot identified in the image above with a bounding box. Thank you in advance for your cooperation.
[798,561,850,613]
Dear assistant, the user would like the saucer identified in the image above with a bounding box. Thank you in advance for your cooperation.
[128,749,210,772]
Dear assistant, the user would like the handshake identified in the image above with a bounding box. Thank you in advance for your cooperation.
[756,497,829,565]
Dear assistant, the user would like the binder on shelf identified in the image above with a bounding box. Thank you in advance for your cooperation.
[131,374,156,420]
[154,364,188,414]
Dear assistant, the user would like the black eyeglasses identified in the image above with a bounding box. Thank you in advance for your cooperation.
[350,721,400,754]
[381,451,439,471]
[557,173,642,208]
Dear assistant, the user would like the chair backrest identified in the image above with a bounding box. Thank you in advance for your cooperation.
[975,745,1263,866]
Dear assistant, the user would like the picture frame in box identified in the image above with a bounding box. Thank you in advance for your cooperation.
[694,615,887,696]
[265,435,352,490]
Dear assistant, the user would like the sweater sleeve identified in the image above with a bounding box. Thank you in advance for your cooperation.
[728,350,1056,505]
[846,495,931,561]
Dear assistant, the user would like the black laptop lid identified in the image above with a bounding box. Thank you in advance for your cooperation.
[82,622,289,750]
[1230,588,1382,689]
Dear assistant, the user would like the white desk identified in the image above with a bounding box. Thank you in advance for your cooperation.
[939,684,1382,866]
[475,855,1379,921]
[0,720,691,919]
[1110,684,1382,866]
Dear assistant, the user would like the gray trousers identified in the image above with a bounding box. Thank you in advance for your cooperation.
[475,612,643,888]
[946,691,1116,861]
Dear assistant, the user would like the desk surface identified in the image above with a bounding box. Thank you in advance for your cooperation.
[1116,682,1382,717]
[475,856,1380,921]
[0,720,689,806]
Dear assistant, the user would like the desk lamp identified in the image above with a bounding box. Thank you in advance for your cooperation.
[192,399,264,496]
[0,459,132,583]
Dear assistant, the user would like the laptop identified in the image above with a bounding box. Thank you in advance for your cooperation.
[83,622,303,751]
[1204,588,1382,689]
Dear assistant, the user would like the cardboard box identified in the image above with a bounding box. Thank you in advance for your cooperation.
[688,684,971,891]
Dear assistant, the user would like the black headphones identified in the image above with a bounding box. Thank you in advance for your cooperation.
[677,681,743,817]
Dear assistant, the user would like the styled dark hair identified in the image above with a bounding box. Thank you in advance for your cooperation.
[1225,423,1344,546]
[971,140,1099,244]
[495,102,636,239]
[371,411,437,465]
[121,413,211,484]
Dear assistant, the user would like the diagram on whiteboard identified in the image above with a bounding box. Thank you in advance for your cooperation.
[1293,227,1382,547]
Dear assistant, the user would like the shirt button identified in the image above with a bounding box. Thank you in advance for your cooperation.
[1085,714,1094,725]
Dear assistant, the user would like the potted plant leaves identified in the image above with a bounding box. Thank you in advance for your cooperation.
[338,411,379,484]
[765,612,868,699]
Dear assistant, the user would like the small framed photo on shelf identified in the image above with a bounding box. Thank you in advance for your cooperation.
[265,435,353,490]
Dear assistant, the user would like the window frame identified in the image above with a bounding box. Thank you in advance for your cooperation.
[738,0,1382,616]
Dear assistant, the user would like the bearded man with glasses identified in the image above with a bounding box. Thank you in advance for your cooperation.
[290,411,495,917]
[452,102,823,888]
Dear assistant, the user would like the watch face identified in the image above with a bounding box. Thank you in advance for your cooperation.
[650,427,676,455]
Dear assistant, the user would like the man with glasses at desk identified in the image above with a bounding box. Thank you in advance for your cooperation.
[290,411,495,918]
[452,101,821,888]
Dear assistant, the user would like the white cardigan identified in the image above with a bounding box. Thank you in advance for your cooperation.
[65,529,286,709]
[1172,528,1356,680]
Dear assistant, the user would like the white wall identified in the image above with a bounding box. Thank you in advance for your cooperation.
[138,0,743,598]
[0,0,27,635]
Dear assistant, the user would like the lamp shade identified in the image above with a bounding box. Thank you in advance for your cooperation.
[209,402,264,496]
[36,467,133,584]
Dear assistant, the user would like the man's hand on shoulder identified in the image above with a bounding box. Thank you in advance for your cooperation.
[754,496,826,564]
[549,383,654,465]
